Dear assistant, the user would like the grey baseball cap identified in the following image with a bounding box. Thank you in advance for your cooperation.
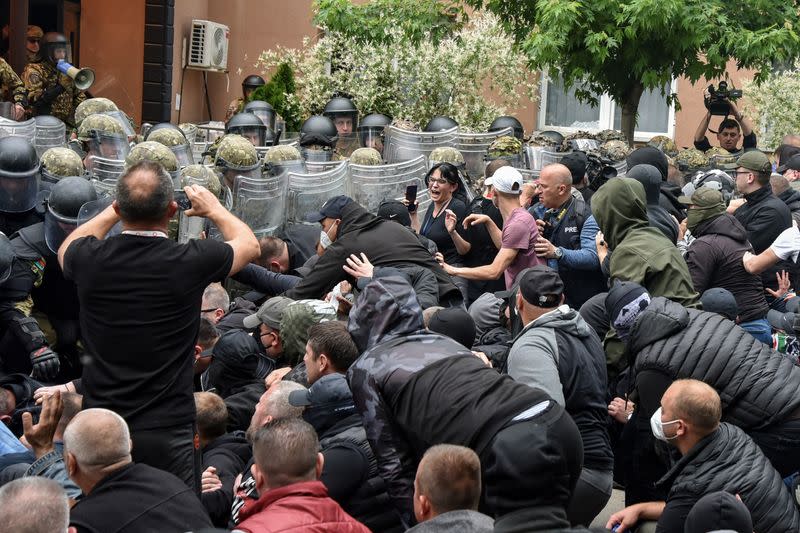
[242,296,294,330]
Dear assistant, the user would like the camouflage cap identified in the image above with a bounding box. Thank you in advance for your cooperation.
[265,145,302,163]
[41,147,84,178]
[429,146,465,166]
[74,98,119,127]
[674,148,710,172]
[488,135,523,158]
[214,134,259,170]
[599,140,631,162]
[181,164,221,197]
[77,113,126,141]
[27,25,43,39]
[648,135,678,157]
[279,300,337,366]
[125,141,179,172]
[147,127,188,148]
[595,129,627,143]
[349,147,383,166]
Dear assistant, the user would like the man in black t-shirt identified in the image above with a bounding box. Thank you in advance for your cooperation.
[693,99,757,154]
[58,160,259,493]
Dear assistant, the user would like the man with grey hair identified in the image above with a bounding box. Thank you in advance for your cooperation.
[66,407,213,531]
[0,477,70,533]
[58,160,260,492]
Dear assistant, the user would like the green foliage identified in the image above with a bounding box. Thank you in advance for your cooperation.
[249,62,302,132]
[313,0,466,45]
[742,63,800,149]
[467,0,800,141]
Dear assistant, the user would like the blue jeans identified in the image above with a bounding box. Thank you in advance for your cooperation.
[0,423,27,455]
[740,318,772,345]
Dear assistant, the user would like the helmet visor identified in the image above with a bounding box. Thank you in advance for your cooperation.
[0,174,39,213]
[87,132,130,160]
[170,144,195,167]
[44,209,78,253]
[359,129,385,153]
[228,126,266,147]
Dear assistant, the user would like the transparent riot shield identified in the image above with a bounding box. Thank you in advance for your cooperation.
[101,110,136,139]
[85,155,126,182]
[170,144,194,167]
[278,132,300,146]
[568,138,599,151]
[77,197,122,237]
[91,179,117,199]
[348,155,428,214]
[232,171,288,237]
[196,121,226,143]
[286,161,349,223]
[455,127,512,180]
[178,171,218,243]
[0,117,36,142]
[86,132,131,160]
[611,160,627,177]
[33,116,66,157]
[383,125,458,164]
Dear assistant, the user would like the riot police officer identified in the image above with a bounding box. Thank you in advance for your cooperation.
[226,74,265,121]
[226,112,270,147]
[242,100,276,133]
[299,115,339,163]
[146,123,194,167]
[489,116,524,140]
[357,113,391,155]
[22,32,86,127]
[0,137,44,236]
[323,96,359,157]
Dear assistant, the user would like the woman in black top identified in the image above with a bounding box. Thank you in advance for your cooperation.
[411,163,471,299]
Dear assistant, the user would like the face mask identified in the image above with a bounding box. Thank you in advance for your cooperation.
[319,227,334,249]
[650,407,680,442]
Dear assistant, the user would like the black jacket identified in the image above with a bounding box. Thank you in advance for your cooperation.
[659,182,686,222]
[347,276,560,523]
[684,213,768,322]
[655,423,800,533]
[733,185,791,254]
[202,330,273,398]
[224,381,266,433]
[629,297,800,430]
[285,202,461,304]
[779,187,800,226]
[215,297,257,334]
[0,373,42,436]
[201,431,251,527]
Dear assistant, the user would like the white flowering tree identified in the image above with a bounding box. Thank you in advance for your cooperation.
[254,13,537,132]
[742,65,800,150]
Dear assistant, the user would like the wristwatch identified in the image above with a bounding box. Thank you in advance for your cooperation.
[553,247,563,260]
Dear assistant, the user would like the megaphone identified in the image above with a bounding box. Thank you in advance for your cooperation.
[56,60,95,91]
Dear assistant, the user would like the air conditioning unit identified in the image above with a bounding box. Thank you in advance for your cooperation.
[188,19,229,71]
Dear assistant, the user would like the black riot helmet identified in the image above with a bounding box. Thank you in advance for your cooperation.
[489,116,524,140]
[243,100,276,131]
[357,113,391,148]
[299,115,338,148]
[42,32,70,66]
[242,75,265,98]
[424,116,458,132]
[0,136,41,214]
[45,176,97,253]
[0,232,13,284]
[323,96,358,134]
[226,113,268,146]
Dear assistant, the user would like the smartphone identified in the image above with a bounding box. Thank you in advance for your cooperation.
[405,184,418,211]
[174,190,192,211]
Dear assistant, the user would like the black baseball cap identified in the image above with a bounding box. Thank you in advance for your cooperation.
[304,195,353,223]
[700,288,738,321]
[560,152,588,185]
[777,153,800,174]
[517,265,564,308]
[377,200,411,227]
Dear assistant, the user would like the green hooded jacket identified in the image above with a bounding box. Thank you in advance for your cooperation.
[592,177,698,308]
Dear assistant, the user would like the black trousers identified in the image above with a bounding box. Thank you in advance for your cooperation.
[130,422,201,496]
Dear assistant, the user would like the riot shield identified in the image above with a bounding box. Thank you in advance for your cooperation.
[568,138,599,151]
[383,125,458,164]
[91,179,117,199]
[77,197,122,237]
[278,132,300,146]
[611,160,627,177]
[170,144,194,167]
[525,146,572,171]
[85,155,125,182]
[348,155,428,214]
[0,117,36,143]
[101,110,136,139]
[231,171,288,237]
[456,127,513,180]
[286,161,349,223]
[33,116,66,158]
[178,171,217,243]
[86,132,131,160]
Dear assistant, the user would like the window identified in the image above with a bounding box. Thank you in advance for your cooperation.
[539,74,676,141]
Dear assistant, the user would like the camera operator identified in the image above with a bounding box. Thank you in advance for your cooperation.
[693,91,756,154]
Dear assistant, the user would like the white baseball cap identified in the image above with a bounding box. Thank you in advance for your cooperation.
[490,166,523,194]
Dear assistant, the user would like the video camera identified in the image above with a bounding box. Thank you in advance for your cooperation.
[586,152,618,191]
[704,81,743,116]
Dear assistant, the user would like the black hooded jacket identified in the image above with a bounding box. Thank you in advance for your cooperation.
[626,146,685,221]
[684,213,768,322]
[285,202,461,304]
[627,164,680,243]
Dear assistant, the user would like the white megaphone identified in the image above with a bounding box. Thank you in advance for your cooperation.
[56,60,95,91]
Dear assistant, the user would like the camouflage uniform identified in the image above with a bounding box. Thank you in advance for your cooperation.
[74,97,118,128]
[486,136,524,168]
[41,146,84,181]
[0,58,27,107]
[225,97,245,122]
[350,147,383,166]
[22,61,86,127]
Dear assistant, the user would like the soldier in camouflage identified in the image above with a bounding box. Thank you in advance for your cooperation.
[486,135,524,168]
[598,140,631,162]
[125,141,180,173]
[74,97,119,128]
[40,146,84,183]
[22,33,86,127]
[77,113,129,162]
[146,126,193,167]
[181,164,221,198]
[674,148,711,179]
[648,135,678,157]
[226,74,265,121]
[25,25,43,64]
[264,144,304,176]
[349,147,383,166]
[0,57,27,119]
[214,134,261,205]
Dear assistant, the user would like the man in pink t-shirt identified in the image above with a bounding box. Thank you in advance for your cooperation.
[439,166,544,288]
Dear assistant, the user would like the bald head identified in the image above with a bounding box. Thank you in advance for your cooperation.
[539,163,573,208]
[63,408,132,468]
[664,379,721,435]
[115,161,174,223]
[541,163,573,187]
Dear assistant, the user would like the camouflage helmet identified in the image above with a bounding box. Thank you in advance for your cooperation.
[595,129,627,143]
[125,141,179,172]
[674,148,710,172]
[181,164,221,198]
[178,123,198,142]
[488,136,523,158]
[41,147,84,180]
[214,134,260,170]
[429,146,465,166]
[705,146,731,157]
[349,147,383,166]
[265,144,302,164]
[527,132,562,148]
[648,135,678,157]
[391,117,418,131]
[77,113,126,141]
[74,98,119,127]
[599,140,631,162]
[147,127,188,147]
[705,146,737,170]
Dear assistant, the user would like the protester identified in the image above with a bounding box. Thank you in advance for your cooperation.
[0,477,70,533]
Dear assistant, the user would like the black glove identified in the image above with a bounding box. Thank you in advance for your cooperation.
[40,82,65,104]
[30,347,61,382]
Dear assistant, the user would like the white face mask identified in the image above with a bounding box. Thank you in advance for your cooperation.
[319,223,336,250]
[650,407,680,442]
